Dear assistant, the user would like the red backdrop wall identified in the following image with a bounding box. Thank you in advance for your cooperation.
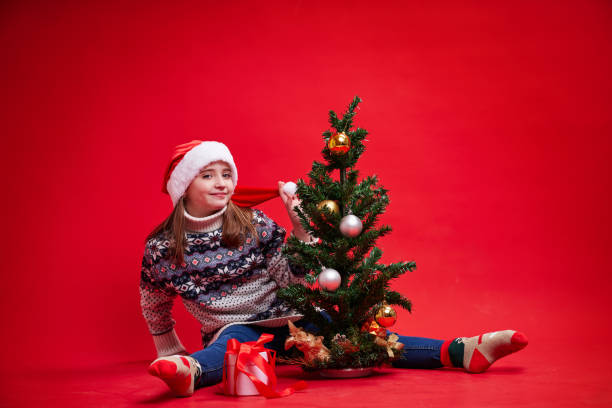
[1,0,610,370]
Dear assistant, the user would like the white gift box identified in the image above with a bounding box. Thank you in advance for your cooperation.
[224,351,270,396]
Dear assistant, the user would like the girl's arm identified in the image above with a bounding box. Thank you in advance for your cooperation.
[278,181,315,243]
[256,210,309,287]
[140,250,187,357]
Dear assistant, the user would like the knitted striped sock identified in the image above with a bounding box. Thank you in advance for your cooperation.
[147,355,202,397]
[440,330,528,373]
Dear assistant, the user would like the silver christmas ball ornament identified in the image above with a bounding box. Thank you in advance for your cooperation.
[318,268,341,291]
[339,214,363,237]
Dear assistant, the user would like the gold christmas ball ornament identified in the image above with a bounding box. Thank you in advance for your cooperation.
[327,132,351,155]
[317,200,340,216]
[375,303,397,327]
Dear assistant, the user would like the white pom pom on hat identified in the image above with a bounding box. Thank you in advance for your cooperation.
[162,140,238,207]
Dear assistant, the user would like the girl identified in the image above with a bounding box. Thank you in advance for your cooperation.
[140,140,528,397]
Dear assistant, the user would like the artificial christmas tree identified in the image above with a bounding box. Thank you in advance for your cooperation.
[277,96,416,372]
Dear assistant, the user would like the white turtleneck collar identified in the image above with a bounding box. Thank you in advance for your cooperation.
[184,206,227,233]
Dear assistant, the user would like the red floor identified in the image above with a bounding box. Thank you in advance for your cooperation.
[4,336,611,408]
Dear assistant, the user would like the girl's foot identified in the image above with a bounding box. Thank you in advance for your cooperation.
[441,330,528,373]
[147,355,202,397]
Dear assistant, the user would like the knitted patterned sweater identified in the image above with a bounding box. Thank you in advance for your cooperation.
[139,207,306,357]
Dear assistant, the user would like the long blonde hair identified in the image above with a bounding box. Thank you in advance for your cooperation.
[146,199,257,264]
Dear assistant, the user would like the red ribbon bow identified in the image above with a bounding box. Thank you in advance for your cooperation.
[222,333,307,398]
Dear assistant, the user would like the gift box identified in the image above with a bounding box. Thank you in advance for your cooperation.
[222,333,307,398]
[224,344,273,395]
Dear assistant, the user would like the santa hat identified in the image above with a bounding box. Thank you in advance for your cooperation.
[163,140,279,207]
[163,140,238,206]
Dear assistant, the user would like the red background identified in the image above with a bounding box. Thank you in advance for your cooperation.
[1,0,611,406]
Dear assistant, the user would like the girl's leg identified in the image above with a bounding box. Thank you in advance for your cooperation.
[190,324,291,388]
[440,330,528,373]
[147,354,201,397]
[390,334,445,369]
[191,324,265,388]
[148,324,291,396]
[391,330,528,373]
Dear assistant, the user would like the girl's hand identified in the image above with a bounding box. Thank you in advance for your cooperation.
[278,181,313,242]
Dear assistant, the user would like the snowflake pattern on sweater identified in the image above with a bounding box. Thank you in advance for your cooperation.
[140,210,306,346]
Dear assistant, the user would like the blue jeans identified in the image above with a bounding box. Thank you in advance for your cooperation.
[191,322,444,388]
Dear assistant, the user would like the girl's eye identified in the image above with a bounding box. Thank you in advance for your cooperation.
[202,174,212,179]
[223,173,231,178]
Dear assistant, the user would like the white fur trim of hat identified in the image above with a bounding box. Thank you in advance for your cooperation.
[166,141,238,206]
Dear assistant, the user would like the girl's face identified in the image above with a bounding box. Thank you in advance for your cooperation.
[184,161,235,217]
